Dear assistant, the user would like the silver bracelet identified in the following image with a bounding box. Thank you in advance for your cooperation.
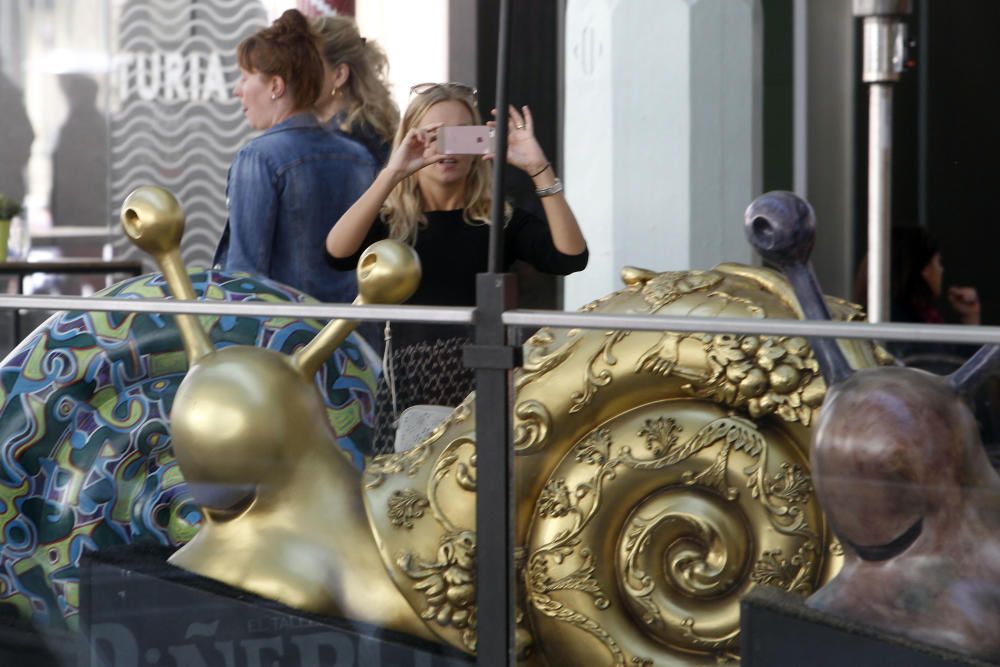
[535,177,563,198]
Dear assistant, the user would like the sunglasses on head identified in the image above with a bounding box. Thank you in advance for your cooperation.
[408,82,478,104]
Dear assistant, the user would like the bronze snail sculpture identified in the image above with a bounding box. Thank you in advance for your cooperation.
[745,191,1000,663]
[121,186,890,665]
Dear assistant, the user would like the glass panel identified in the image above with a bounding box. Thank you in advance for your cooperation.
[1,1,999,666]
[108,0,269,267]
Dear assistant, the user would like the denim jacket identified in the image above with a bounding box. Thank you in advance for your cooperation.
[214,113,377,303]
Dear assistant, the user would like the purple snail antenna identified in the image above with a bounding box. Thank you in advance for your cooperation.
[949,344,1000,396]
[744,191,853,385]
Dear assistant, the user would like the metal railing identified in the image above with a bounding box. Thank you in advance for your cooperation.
[5,293,1000,346]
[0,289,994,667]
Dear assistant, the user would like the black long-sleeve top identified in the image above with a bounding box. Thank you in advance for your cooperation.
[328,208,589,348]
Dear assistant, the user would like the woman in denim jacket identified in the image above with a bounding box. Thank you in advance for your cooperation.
[213,9,377,305]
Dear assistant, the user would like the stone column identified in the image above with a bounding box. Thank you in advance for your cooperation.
[563,0,762,308]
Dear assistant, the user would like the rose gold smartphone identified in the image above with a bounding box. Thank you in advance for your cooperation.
[438,126,495,155]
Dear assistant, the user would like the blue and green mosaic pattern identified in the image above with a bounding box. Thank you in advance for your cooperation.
[0,270,377,629]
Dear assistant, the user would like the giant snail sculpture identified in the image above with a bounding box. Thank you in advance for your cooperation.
[746,191,1000,663]
[0,185,912,665]
[0,236,382,630]
[118,186,891,666]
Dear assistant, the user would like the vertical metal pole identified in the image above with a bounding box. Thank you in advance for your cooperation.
[474,0,516,666]
[488,0,512,273]
[792,0,809,197]
[854,0,912,323]
[867,82,893,323]
[916,0,929,229]
[471,273,517,667]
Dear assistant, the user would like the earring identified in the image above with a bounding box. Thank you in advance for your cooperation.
[331,87,340,98]
[271,94,276,101]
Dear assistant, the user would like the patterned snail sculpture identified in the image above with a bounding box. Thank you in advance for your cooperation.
[746,191,1000,663]
[0,251,379,630]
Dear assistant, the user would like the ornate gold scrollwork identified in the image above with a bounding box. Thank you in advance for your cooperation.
[570,331,629,413]
[362,264,885,664]
[641,271,724,312]
[387,435,481,647]
[518,328,584,391]
[526,401,826,665]
[398,530,478,651]
[681,334,825,426]
[388,490,430,530]
[514,400,553,453]
[364,395,474,489]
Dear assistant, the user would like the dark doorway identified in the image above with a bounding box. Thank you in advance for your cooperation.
[451,0,563,311]
[855,0,1000,325]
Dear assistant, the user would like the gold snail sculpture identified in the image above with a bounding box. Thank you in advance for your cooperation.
[121,186,887,665]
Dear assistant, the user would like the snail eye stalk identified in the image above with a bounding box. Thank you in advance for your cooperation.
[744,191,854,385]
[292,240,421,378]
[120,186,214,366]
[949,345,1000,396]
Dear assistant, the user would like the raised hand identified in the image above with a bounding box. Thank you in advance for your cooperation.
[948,285,981,325]
[487,105,549,176]
[386,122,446,179]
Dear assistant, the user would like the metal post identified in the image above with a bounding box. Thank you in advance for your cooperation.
[854,0,912,323]
[467,274,518,666]
[867,80,893,323]
[488,0,512,273]
[470,0,517,665]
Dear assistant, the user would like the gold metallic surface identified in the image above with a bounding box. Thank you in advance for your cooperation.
[293,239,421,376]
[119,187,434,640]
[121,186,890,665]
[364,262,888,665]
[120,187,212,364]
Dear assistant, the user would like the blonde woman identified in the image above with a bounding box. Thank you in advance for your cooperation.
[312,15,399,165]
[327,83,588,454]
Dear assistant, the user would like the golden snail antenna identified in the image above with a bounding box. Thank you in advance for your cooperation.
[120,186,214,366]
[293,239,421,378]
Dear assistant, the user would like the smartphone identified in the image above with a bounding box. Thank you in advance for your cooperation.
[438,125,495,155]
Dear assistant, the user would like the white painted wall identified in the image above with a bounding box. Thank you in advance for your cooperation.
[356,0,449,114]
[804,0,855,299]
[563,0,762,310]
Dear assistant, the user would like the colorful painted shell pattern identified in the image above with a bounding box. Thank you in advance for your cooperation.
[0,270,378,630]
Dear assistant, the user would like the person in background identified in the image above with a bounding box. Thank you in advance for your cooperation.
[0,59,33,207]
[852,225,982,373]
[312,15,398,166]
[853,226,980,328]
[326,82,588,454]
[888,226,979,326]
[214,9,376,306]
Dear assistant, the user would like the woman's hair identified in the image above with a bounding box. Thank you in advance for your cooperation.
[237,9,324,111]
[311,16,399,145]
[381,85,499,244]
[891,226,940,313]
[851,225,941,316]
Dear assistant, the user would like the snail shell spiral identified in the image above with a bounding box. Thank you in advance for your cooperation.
[363,263,887,665]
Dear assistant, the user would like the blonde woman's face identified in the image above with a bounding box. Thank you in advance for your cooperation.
[417,100,477,189]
